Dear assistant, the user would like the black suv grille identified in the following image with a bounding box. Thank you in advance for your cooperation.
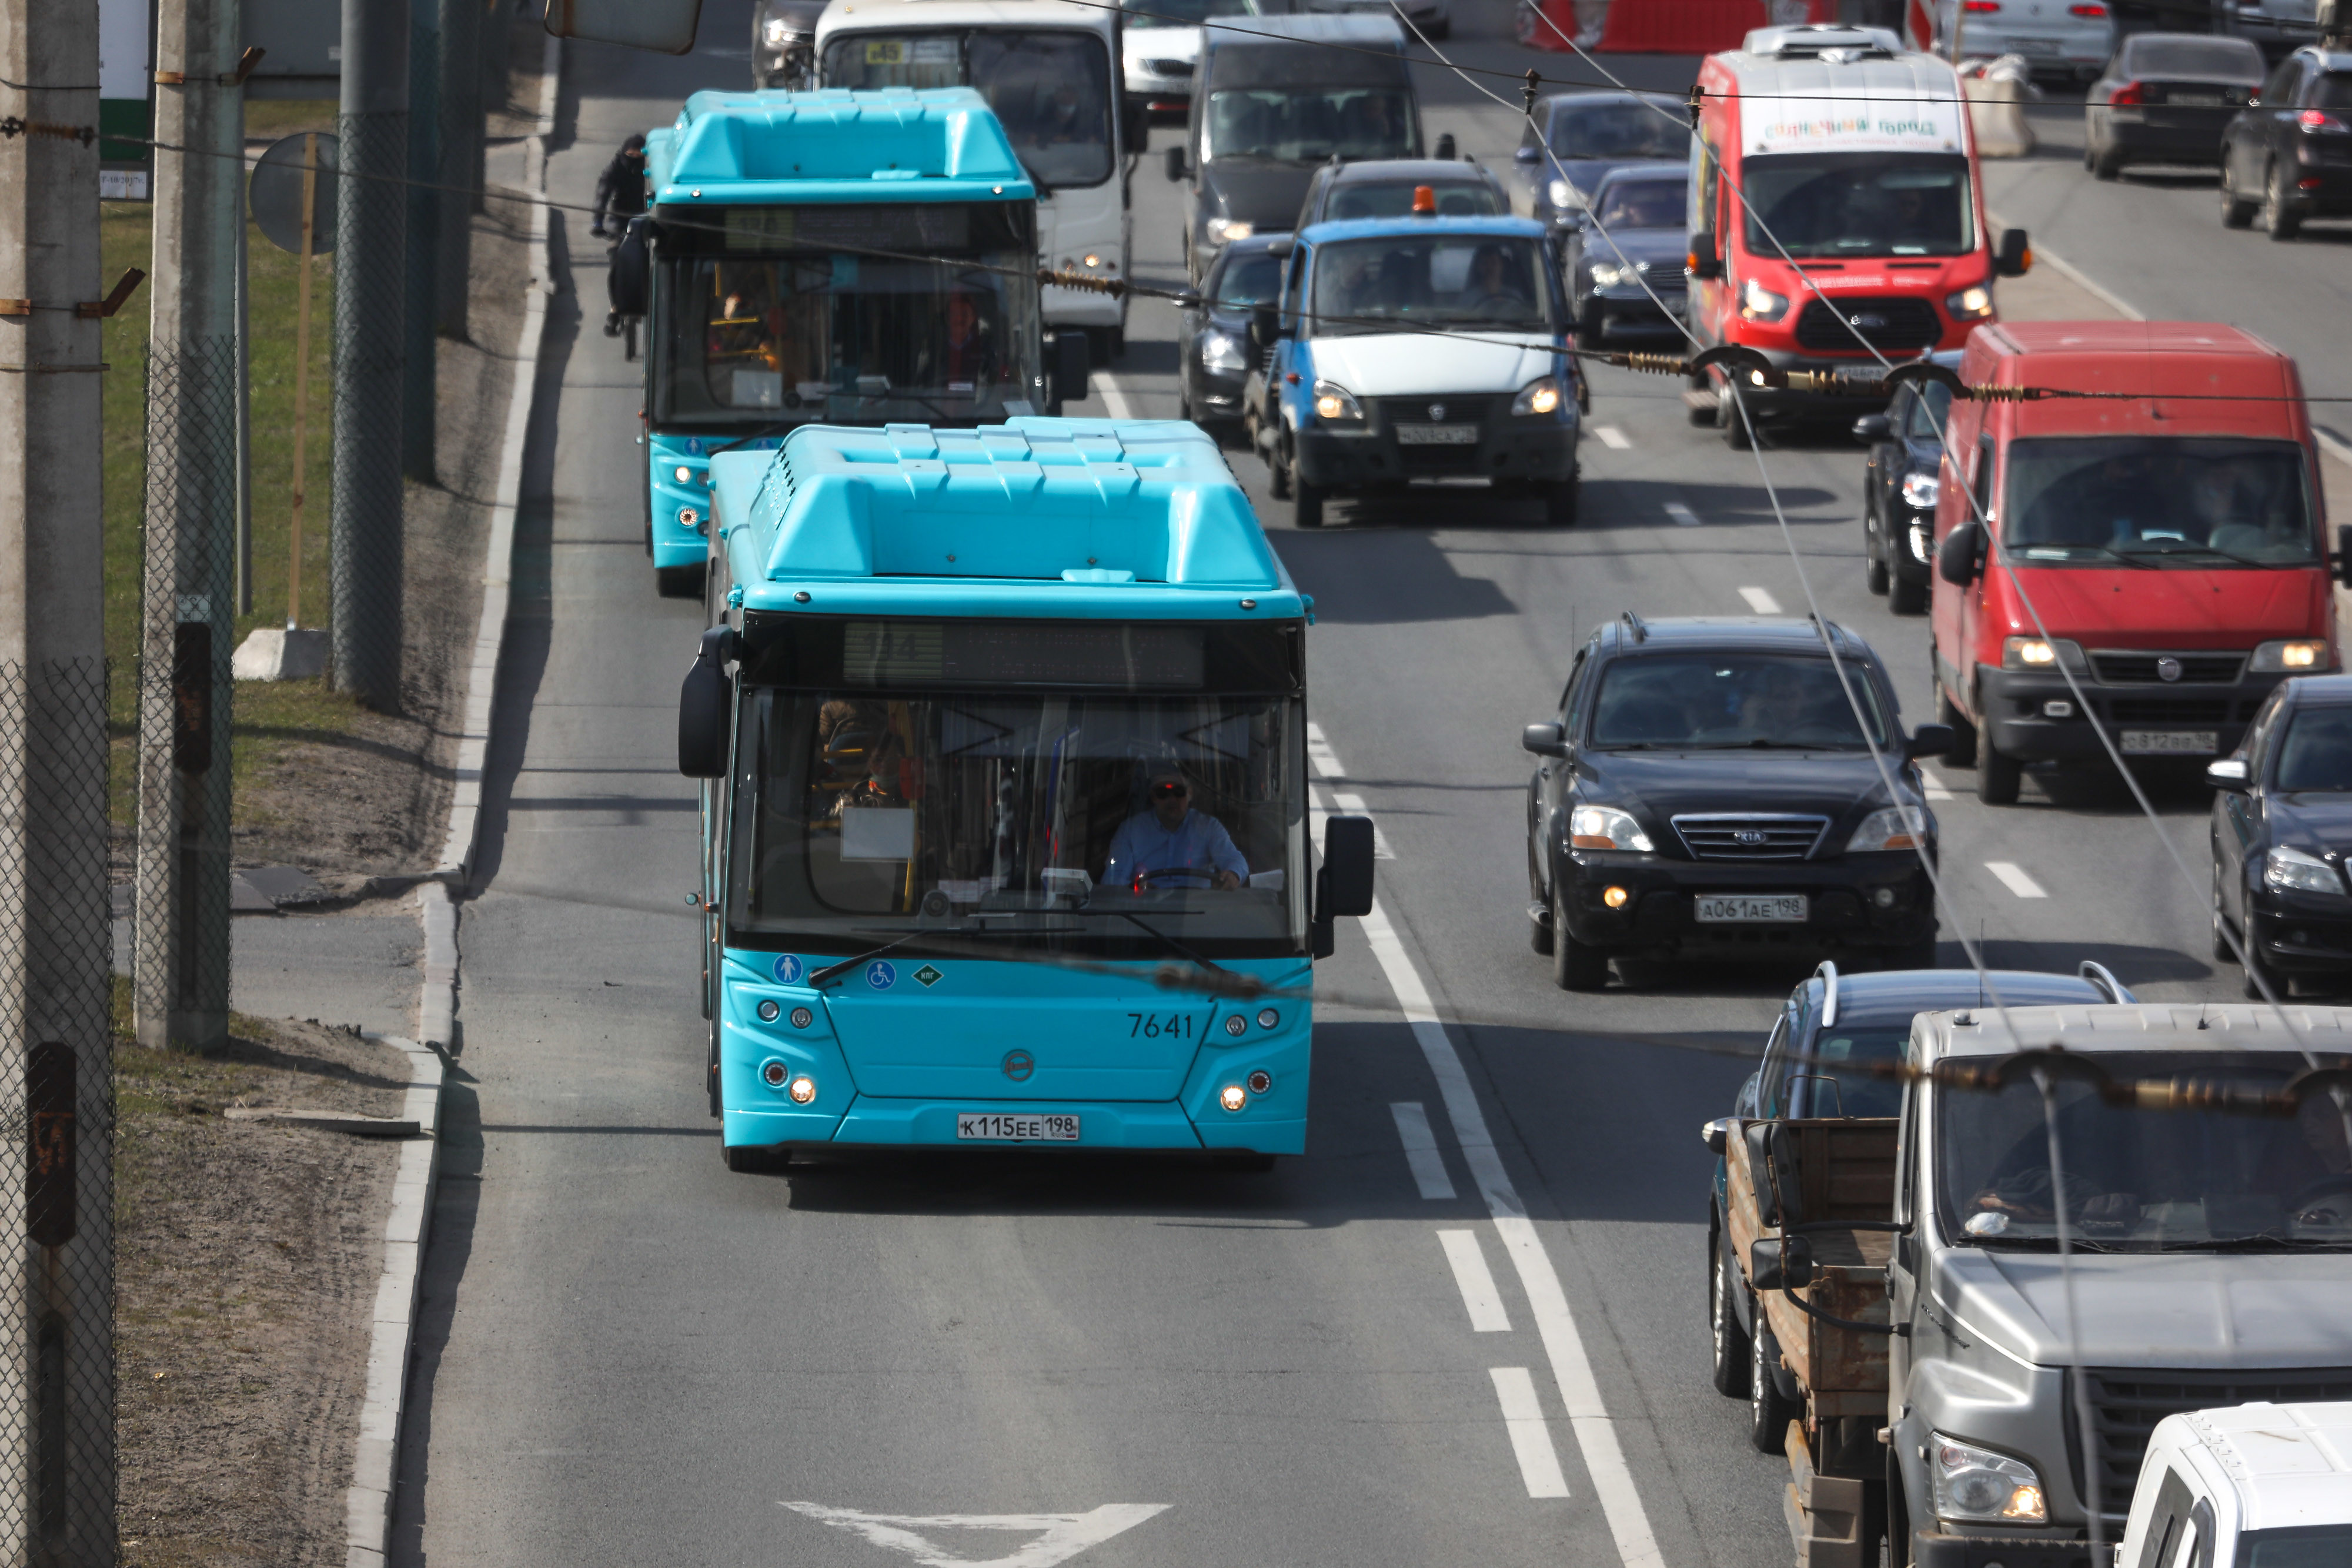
[1671,814,1827,861]
[1792,296,1941,354]
[2107,697,2230,724]
[1379,396,1496,425]
[2092,652,2246,684]
[2076,1366,2352,1519]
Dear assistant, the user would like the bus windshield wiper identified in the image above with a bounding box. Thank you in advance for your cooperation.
[1110,911,1228,974]
[809,929,954,989]
[709,420,799,456]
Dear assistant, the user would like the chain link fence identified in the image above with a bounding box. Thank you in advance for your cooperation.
[0,654,121,1562]
[333,111,409,713]
[134,339,239,1054]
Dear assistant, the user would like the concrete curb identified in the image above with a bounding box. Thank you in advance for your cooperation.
[341,1034,445,1568]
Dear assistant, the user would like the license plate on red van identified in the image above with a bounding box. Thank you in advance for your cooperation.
[2120,731,2217,755]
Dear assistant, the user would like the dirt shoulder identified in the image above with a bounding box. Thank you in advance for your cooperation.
[116,1013,410,1565]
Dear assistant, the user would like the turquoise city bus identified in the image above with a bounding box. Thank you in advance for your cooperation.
[677,417,1375,1169]
[629,88,1071,598]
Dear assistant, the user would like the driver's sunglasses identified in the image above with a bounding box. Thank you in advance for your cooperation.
[1150,781,1189,800]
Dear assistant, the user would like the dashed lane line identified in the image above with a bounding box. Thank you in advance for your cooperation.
[1737,586,1782,615]
[1095,369,1136,420]
[1390,1102,1458,1201]
[1662,502,1701,527]
[1984,860,2049,900]
[1439,1229,1512,1332]
[1489,1368,1573,1500]
[1593,425,1630,450]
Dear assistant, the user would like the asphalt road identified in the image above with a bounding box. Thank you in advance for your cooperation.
[391,15,2336,1567]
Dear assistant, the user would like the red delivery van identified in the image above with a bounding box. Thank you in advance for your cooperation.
[1930,320,2341,805]
[1684,24,2030,446]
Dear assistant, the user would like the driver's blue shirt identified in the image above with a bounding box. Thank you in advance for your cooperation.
[1104,808,1248,889]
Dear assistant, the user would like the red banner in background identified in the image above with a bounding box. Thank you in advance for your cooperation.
[1519,0,1862,55]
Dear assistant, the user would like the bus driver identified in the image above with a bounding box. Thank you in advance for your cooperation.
[1104,765,1248,891]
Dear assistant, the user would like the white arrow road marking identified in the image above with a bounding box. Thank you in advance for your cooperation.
[780,1503,1170,1567]
[1984,860,2048,900]
[1593,424,1631,450]
[1662,502,1700,527]
[1391,1101,1457,1199]
[1737,586,1782,614]
[1440,1229,1511,1332]
[1490,1367,1572,1498]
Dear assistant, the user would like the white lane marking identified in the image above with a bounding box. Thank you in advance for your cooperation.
[1490,1368,1573,1499]
[1737,586,1782,615]
[1662,502,1701,527]
[1917,767,1955,801]
[1359,901,1665,1563]
[781,1503,1170,1567]
[1328,789,1396,860]
[1593,424,1631,450]
[1095,370,1136,420]
[1440,1229,1512,1331]
[1305,720,1344,780]
[1984,860,2049,900]
[1390,1102,1457,1200]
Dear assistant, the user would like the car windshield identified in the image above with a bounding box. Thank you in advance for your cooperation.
[1593,177,1685,229]
[2125,38,2263,78]
[1790,1024,1909,1118]
[1205,88,1413,162]
[1586,653,1890,750]
[2003,437,2317,565]
[731,687,1308,954]
[2274,708,2352,791]
[820,31,1115,188]
[1212,250,1283,306]
[1937,1051,2352,1251]
[1547,98,1689,159]
[2245,1524,2352,1566]
[1309,233,1553,330]
[1741,152,1975,258]
[1124,0,1257,26]
[1327,179,1503,220]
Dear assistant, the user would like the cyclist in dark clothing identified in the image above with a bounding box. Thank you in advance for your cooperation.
[590,133,648,238]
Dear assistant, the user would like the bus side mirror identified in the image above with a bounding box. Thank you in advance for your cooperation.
[1311,815,1376,958]
[1050,331,1091,414]
[609,217,652,317]
[1688,228,1722,280]
[1994,226,2031,278]
[1937,520,1984,587]
[1750,1235,1815,1293]
[1124,96,1151,155]
[679,626,734,778]
[1248,305,1279,356]
[1164,145,1187,183]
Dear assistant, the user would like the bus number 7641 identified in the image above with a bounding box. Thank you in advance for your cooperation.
[1127,1011,1197,1039]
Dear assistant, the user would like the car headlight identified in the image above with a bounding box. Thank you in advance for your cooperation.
[1547,178,1575,209]
[1588,262,1625,287]
[1846,805,1932,854]
[1200,329,1248,375]
[1311,379,1362,423]
[1899,472,1941,511]
[763,16,791,45]
[1930,1433,2047,1525]
[2253,638,2329,673]
[1512,376,1563,417]
[2266,844,2347,897]
[1739,277,1790,322]
[2000,635,2082,672]
[1946,285,1993,320]
[1570,804,1653,852]
[1909,521,1932,563]
[1204,218,1253,244]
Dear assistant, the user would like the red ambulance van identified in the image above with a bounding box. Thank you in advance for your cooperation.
[1930,320,2342,804]
[1685,24,2030,446]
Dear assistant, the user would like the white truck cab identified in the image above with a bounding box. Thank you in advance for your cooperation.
[2116,1403,2352,1568]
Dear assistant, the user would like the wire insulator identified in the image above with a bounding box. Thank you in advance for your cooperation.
[1037,268,1128,298]
[0,115,98,146]
[1613,352,1687,376]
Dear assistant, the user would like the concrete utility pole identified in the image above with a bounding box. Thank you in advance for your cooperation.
[400,0,437,480]
[433,0,479,340]
[332,0,407,708]
[135,0,243,1055]
[0,0,122,1556]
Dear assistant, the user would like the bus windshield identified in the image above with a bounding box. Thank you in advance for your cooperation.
[731,687,1308,956]
[2003,437,2317,566]
[1740,152,1975,258]
[650,205,1042,430]
[821,30,1115,188]
[1309,234,1554,332]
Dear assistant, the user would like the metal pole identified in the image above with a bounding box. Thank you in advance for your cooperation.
[0,0,121,1559]
[433,0,479,339]
[333,0,407,708]
[400,0,439,480]
[290,134,319,630]
[234,170,252,616]
[136,0,241,1057]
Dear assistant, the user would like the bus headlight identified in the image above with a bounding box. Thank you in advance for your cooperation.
[1512,376,1563,416]
[757,999,781,1022]
[788,1074,818,1104]
[1220,1084,1247,1112]
[674,464,698,484]
[1224,1014,1248,1037]
[2253,639,2328,672]
[1929,1434,2046,1524]
[1312,380,1363,423]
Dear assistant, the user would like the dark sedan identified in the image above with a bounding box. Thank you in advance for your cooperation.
[1521,614,1950,991]
[1177,233,1285,431]
[2221,46,2352,238]
[1848,351,1959,616]
[2210,673,2352,997]
[1561,162,1687,344]
[1511,91,1691,230]
[2086,32,2265,178]
[1292,156,1505,230]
